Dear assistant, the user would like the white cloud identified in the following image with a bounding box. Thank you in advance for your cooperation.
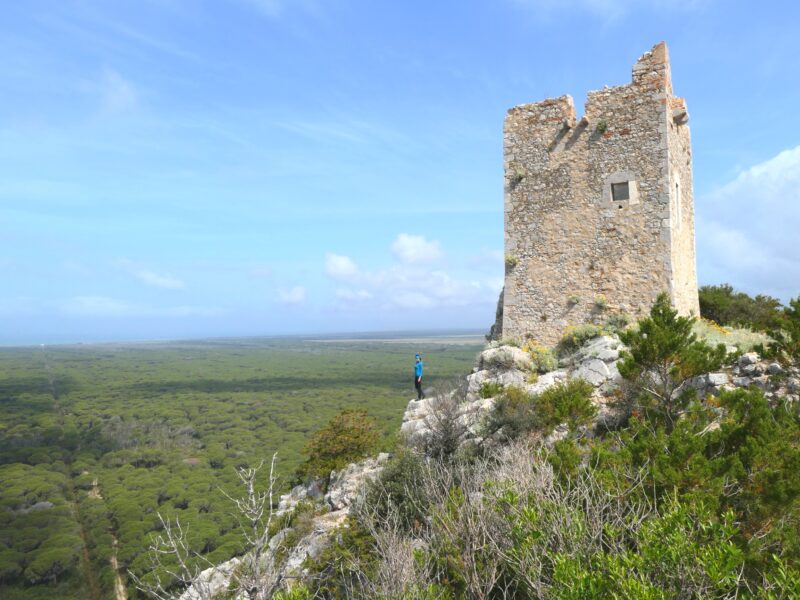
[697,145,800,302]
[391,234,443,264]
[325,253,359,280]
[322,236,502,318]
[135,269,185,290]
[335,288,372,301]
[277,285,306,305]
[116,260,185,289]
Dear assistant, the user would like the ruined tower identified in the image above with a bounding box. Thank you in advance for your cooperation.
[500,42,699,345]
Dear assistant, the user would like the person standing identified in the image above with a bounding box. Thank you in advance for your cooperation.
[414,353,425,400]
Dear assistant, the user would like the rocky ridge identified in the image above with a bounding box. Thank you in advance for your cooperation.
[179,337,799,598]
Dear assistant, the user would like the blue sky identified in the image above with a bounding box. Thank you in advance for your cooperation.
[1,0,799,344]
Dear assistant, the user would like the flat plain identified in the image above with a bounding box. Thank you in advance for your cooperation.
[0,335,484,599]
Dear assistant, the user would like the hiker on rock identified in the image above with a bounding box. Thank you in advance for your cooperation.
[414,353,425,400]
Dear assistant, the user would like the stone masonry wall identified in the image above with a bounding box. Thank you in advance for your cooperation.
[502,42,698,346]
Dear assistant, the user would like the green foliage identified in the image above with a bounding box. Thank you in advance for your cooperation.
[699,283,784,331]
[497,336,521,348]
[596,119,608,134]
[524,343,558,374]
[618,293,726,431]
[766,297,800,363]
[0,338,482,598]
[557,324,605,355]
[306,516,379,598]
[272,585,313,600]
[548,503,745,599]
[486,380,595,440]
[479,382,504,399]
[365,449,428,531]
[592,387,800,579]
[504,255,518,269]
[603,312,631,334]
[297,409,379,481]
[534,379,596,431]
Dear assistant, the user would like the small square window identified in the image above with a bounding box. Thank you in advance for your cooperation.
[611,182,630,201]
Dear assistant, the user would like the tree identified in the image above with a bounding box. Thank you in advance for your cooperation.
[297,410,378,481]
[618,293,726,432]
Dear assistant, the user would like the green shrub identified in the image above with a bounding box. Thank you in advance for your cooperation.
[486,380,595,440]
[485,386,536,440]
[618,293,726,432]
[504,255,518,270]
[603,312,631,334]
[596,119,608,134]
[557,324,605,355]
[296,410,379,481]
[479,382,505,399]
[766,296,800,363]
[534,379,596,431]
[699,283,784,331]
[524,343,558,373]
[364,449,428,531]
[484,347,529,370]
[498,336,521,348]
[272,585,313,600]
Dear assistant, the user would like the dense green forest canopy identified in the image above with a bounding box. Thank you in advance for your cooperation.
[0,336,483,599]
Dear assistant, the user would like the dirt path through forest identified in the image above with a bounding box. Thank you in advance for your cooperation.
[111,536,128,600]
[41,346,104,600]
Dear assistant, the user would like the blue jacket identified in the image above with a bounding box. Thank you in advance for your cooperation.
[415,360,423,378]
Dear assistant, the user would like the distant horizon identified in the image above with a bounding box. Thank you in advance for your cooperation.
[0,326,488,349]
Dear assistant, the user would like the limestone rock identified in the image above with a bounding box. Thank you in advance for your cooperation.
[325,454,388,512]
[573,359,611,387]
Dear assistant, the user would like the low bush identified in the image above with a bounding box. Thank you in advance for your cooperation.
[603,312,631,334]
[534,379,596,431]
[486,380,595,440]
[296,409,379,481]
[523,342,557,373]
[364,449,428,531]
[557,324,605,355]
[479,381,504,399]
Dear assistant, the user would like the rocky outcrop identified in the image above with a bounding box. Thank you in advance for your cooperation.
[179,337,799,598]
[180,454,389,599]
[401,336,628,448]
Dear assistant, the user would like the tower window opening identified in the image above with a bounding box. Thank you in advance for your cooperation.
[611,182,630,201]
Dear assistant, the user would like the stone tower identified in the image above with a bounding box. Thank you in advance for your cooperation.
[500,42,699,346]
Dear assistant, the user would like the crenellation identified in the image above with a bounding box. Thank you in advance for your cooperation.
[499,42,699,345]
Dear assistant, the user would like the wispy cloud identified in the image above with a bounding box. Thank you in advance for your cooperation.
[510,0,708,20]
[697,145,800,302]
[98,68,138,113]
[277,285,306,305]
[117,260,185,289]
[60,295,222,317]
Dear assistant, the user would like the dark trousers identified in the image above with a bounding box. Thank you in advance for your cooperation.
[414,377,424,400]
